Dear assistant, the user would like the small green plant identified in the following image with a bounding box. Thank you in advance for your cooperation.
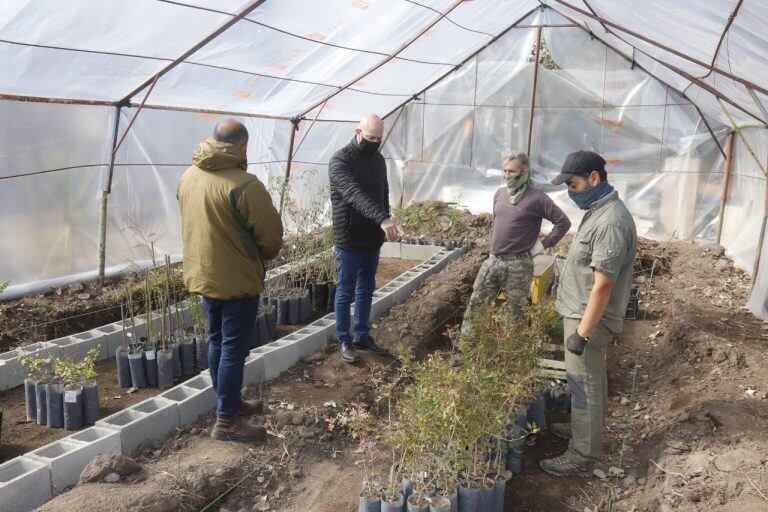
[376,300,552,487]
[392,201,468,238]
[54,348,100,388]
[18,353,55,383]
[0,279,10,294]
[526,299,563,338]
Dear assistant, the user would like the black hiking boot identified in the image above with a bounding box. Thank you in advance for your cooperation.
[353,335,388,355]
[540,454,593,477]
[339,342,360,363]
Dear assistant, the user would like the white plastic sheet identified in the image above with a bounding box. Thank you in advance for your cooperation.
[2,1,768,324]
[0,101,113,289]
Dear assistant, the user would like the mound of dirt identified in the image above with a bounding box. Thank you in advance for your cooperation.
[372,231,490,360]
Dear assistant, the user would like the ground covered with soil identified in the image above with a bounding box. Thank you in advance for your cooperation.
[27,209,768,512]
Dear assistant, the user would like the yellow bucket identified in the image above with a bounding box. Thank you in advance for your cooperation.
[497,255,555,305]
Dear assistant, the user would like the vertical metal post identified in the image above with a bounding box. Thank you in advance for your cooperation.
[97,106,122,287]
[715,132,735,245]
[526,26,543,156]
[279,119,299,216]
[752,184,768,290]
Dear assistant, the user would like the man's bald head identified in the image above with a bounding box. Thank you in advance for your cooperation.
[213,119,248,146]
[355,114,384,143]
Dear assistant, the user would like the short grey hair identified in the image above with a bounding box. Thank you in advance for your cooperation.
[503,152,531,171]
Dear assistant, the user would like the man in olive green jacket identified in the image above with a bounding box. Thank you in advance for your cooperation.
[178,119,283,443]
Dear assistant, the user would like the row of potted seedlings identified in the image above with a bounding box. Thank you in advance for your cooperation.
[398,238,465,250]
[355,301,562,512]
[20,348,101,431]
[115,257,208,389]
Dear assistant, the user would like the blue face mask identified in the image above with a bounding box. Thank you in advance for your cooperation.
[568,180,615,210]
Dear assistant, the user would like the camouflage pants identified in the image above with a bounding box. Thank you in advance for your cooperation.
[460,253,534,336]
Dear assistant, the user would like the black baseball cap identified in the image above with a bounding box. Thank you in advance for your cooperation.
[551,150,606,185]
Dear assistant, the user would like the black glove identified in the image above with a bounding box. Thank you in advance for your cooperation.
[566,331,589,355]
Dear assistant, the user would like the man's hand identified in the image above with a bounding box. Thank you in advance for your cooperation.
[380,218,399,241]
[566,331,588,355]
[529,240,545,258]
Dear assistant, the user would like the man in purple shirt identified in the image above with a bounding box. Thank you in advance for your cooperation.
[460,153,571,335]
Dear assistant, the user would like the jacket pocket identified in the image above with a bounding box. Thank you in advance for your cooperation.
[346,210,368,234]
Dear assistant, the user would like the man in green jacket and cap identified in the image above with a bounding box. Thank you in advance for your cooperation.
[540,151,637,476]
[178,119,283,443]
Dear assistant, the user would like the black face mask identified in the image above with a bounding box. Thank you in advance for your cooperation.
[358,136,381,156]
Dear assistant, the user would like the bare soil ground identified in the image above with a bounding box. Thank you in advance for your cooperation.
[30,233,768,512]
[0,259,415,465]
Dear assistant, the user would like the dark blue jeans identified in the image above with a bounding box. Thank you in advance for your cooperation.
[334,247,380,343]
[202,295,259,418]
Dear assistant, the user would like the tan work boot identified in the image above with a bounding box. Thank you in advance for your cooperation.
[550,422,572,440]
[211,416,267,443]
[238,399,264,417]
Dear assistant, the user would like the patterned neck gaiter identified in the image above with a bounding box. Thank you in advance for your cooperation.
[505,170,530,205]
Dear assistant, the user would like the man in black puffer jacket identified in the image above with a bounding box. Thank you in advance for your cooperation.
[329,114,400,362]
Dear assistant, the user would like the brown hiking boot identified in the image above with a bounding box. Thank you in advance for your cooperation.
[238,399,264,417]
[211,416,267,443]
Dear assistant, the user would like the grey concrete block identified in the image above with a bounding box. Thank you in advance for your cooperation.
[72,330,109,362]
[371,290,395,320]
[97,396,179,455]
[251,340,297,380]
[47,336,80,360]
[113,318,147,345]
[399,243,440,261]
[0,456,51,512]
[0,343,60,391]
[307,317,335,338]
[96,323,124,358]
[28,437,105,492]
[68,426,122,455]
[0,353,24,391]
[161,384,215,427]
[95,409,149,456]
[379,242,400,258]
[20,341,60,359]
[242,352,266,385]
[291,327,328,358]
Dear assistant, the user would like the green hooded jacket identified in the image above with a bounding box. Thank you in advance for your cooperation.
[177,138,283,299]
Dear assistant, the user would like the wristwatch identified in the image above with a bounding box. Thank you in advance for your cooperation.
[575,332,590,343]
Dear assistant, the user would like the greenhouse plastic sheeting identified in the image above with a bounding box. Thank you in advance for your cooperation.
[0,102,114,288]
[392,16,734,253]
[107,108,289,268]
[719,129,767,274]
[2,1,768,322]
[748,224,768,319]
[540,0,768,125]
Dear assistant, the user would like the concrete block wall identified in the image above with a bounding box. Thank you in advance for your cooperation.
[0,456,51,512]
[26,427,121,492]
[3,244,467,511]
[0,342,60,391]
[160,378,216,427]
[96,396,179,456]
